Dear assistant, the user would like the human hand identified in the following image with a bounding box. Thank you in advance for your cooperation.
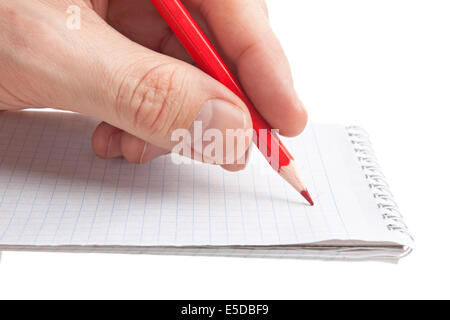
[0,0,307,171]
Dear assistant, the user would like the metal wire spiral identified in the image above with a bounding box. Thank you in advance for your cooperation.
[346,127,413,240]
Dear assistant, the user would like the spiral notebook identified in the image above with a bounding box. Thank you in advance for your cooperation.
[0,111,414,262]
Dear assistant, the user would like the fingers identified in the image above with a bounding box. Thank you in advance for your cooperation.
[189,0,308,137]
[92,122,250,171]
[92,122,167,163]
[121,131,168,164]
[78,23,254,165]
[221,144,253,172]
[91,121,122,159]
[1,1,253,168]
[13,1,254,166]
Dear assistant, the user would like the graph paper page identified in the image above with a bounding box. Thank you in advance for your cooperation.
[0,111,404,248]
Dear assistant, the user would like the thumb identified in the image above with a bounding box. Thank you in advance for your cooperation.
[66,9,253,164]
[107,55,253,163]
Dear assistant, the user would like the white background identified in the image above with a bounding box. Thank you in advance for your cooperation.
[0,0,449,299]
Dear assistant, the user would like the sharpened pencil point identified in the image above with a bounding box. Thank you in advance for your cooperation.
[278,161,313,205]
[301,190,314,206]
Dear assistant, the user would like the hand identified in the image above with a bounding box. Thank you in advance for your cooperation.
[0,0,307,171]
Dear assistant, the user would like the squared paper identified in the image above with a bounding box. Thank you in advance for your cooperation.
[0,111,413,260]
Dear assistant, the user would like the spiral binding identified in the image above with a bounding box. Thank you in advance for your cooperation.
[346,127,413,240]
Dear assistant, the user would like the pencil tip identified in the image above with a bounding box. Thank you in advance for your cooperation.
[301,190,314,206]
[278,161,313,205]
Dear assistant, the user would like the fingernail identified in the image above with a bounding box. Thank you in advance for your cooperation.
[196,99,247,131]
[193,150,217,165]
[139,143,168,164]
[223,143,253,171]
[106,132,122,158]
[192,99,248,162]
[139,143,149,164]
[242,143,253,165]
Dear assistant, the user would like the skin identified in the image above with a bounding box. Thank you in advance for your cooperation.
[0,0,307,171]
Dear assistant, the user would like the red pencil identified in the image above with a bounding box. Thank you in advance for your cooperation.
[150,0,314,206]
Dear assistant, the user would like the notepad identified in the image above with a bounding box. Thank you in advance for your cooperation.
[0,111,414,261]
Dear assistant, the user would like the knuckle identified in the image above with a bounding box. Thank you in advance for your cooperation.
[115,63,189,140]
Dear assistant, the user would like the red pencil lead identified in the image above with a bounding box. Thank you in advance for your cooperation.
[301,190,314,206]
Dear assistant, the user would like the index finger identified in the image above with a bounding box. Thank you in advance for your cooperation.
[189,0,307,137]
